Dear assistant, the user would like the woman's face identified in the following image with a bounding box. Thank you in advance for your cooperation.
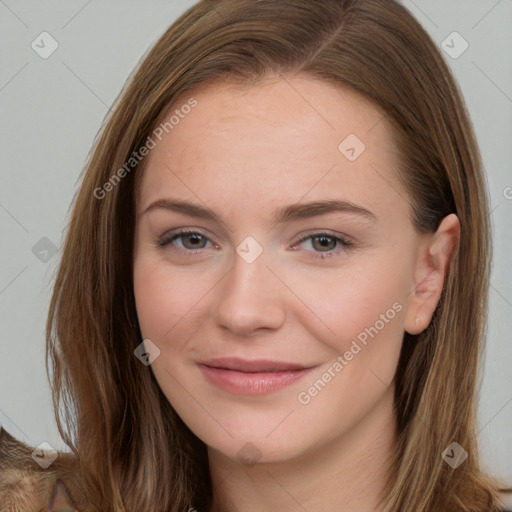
[133,76,436,465]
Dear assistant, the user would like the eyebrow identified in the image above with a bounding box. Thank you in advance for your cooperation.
[140,198,377,227]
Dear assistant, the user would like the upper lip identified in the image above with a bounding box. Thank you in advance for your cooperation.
[199,357,314,373]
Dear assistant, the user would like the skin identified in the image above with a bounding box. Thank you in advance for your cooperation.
[133,75,460,512]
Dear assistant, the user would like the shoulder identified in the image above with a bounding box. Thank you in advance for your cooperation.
[0,425,82,511]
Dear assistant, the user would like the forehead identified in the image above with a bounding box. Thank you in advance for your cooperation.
[137,76,405,222]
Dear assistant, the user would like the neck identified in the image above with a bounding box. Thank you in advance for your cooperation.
[208,386,397,512]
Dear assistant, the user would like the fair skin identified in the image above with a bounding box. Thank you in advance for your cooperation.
[133,75,460,512]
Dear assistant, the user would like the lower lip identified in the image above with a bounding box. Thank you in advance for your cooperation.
[198,364,314,396]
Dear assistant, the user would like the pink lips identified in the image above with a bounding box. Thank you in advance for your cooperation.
[198,357,316,396]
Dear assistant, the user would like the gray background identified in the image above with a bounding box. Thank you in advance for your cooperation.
[1,0,511,485]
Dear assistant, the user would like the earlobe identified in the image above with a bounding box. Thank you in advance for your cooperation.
[404,214,460,335]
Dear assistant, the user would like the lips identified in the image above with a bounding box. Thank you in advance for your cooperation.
[197,357,316,396]
[199,357,312,373]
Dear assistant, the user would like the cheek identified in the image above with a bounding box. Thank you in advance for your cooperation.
[288,257,407,437]
[133,261,174,341]
[282,251,410,359]
[133,256,227,369]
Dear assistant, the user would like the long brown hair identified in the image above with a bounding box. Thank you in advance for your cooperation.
[46,0,507,510]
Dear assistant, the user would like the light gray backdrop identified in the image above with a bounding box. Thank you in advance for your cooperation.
[1,0,511,485]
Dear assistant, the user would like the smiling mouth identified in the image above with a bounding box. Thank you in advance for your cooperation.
[197,357,317,395]
[199,356,313,372]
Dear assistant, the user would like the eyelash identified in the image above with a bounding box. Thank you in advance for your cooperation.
[156,229,354,260]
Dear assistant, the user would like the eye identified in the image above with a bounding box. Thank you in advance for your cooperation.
[156,229,354,260]
[156,229,215,254]
[292,231,353,259]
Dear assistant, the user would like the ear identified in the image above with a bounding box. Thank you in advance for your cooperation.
[404,214,460,335]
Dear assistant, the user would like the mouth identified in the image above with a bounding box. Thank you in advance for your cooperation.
[197,357,317,396]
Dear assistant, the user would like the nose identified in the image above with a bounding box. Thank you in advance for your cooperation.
[213,250,287,337]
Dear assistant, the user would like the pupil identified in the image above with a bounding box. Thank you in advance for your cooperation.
[315,236,334,251]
